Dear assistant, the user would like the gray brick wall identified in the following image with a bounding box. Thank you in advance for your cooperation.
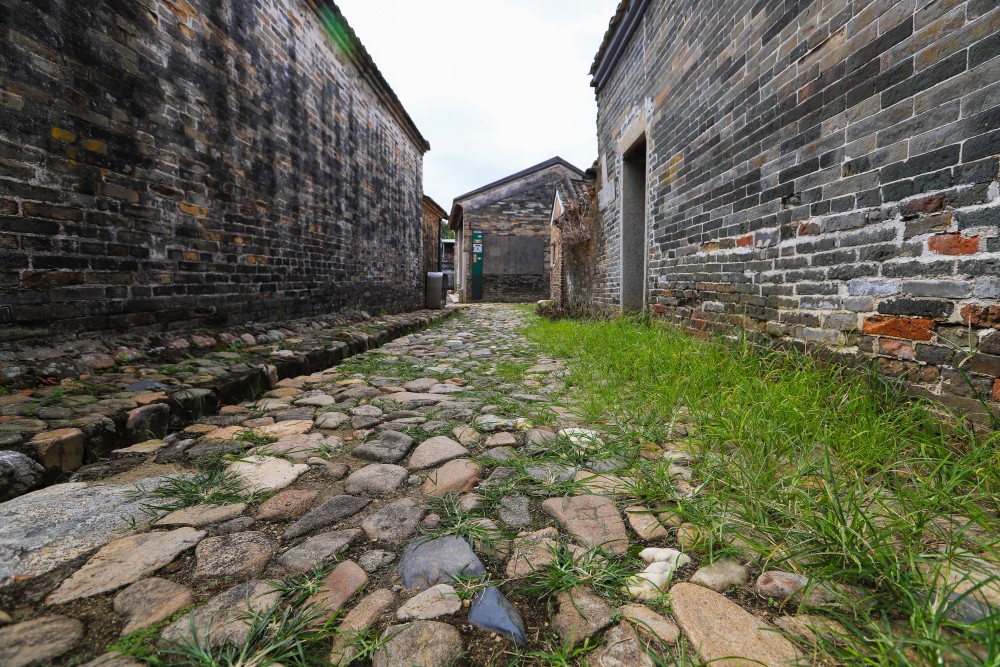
[585,0,1000,414]
[0,0,428,343]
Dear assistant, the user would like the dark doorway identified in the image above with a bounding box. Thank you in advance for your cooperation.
[621,137,647,311]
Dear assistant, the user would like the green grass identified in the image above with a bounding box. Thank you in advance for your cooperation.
[518,543,643,604]
[235,428,278,447]
[129,468,249,517]
[160,601,336,667]
[525,313,1000,665]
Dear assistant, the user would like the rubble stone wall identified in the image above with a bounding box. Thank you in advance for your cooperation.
[589,0,1000,415]
[0,0,427,343]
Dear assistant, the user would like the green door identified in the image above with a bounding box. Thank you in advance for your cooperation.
[471,231,484,300]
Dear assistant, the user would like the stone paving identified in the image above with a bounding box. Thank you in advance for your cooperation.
[0,304,843,665]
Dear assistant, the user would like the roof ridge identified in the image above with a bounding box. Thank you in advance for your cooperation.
[453,157,585,202]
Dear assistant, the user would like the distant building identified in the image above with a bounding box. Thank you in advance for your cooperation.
[449,158,584,303]
[422,196,449,281]
[440,238,456,292]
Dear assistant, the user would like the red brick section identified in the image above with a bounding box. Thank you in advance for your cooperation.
[737,234,754,247]
[862,316,935,341]
[928,233,979,255]
[962,305,1000,328]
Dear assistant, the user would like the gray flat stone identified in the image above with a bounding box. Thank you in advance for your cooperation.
[398,536,485,590]
[498,495,531,528]
[361,498,426,544]
[0,451,44,501]
[352,431,415,463]
[344,464,408,497]
[407,436,468,470]
[0,478,168,586]
[193,531,278,579]
[283,495,371,539]
[374,620,463,667]
[278,529,362,573]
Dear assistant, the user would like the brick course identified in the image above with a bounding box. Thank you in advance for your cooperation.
[0,0,428,343]
[582,0,1000,416]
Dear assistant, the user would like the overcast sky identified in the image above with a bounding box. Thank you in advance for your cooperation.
[337,0,619,208]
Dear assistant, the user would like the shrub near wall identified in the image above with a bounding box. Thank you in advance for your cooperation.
[590,0,1000,417]
[0,0,428,343]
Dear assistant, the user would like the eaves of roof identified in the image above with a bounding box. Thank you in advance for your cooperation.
[305,1,430,153]
[452,157,584,203]
[590,0,651,91]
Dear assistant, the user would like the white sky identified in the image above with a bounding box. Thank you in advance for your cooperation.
[337,0,620,208]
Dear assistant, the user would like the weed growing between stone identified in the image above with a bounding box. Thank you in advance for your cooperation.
[127,468,249,518]
[160,600,336,667]
[526,313,1000,665]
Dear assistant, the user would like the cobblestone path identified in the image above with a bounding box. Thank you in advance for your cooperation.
[2,305,817,666]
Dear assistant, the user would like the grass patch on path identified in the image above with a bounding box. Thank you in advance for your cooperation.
[525,313,999,665]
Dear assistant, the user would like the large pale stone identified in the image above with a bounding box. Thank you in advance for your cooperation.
[226,455,309,493]
[0,479,168,586]
[396,584,462,621]
[114,577,194,635]
[690,558,750,592]
[541,495,628,554]
[407,436,468,470]
[259,419,313,438]
[670,582,801,666]
[46,527,205,604]
[421,458,481,497]
[0,616,84,667]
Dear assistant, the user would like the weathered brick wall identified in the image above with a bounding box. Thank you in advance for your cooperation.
[0,0,428,343]
[457,164,581,303]
[590,0,1000,415]
[421,202,442,277]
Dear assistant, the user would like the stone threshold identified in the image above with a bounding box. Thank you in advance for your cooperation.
[0,307,457,497]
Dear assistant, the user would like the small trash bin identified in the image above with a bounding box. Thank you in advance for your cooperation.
[425,272,445,309]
